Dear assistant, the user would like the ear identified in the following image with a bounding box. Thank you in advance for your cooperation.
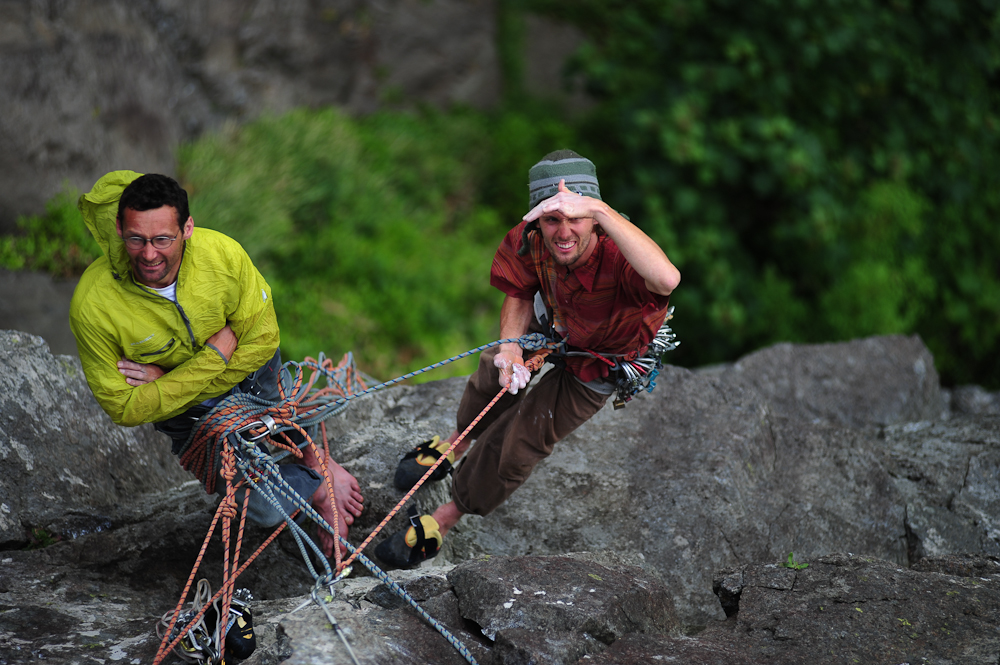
[181,216,194,240]
[116,217,124,239]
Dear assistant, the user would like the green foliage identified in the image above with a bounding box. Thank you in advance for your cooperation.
[7,1,1000,388]
[780,552,809,570]
[179,106,575,380]
[0,187,99,277]
[521,0,1000,387]
[24,527,61,550]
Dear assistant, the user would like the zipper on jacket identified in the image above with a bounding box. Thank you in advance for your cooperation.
[132,263,198,349]
[171,269,197,347]
[140,337,176,357]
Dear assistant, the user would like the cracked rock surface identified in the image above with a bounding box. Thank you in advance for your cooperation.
[2,329,999,663]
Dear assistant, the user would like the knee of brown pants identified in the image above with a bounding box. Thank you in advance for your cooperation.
[494,413,557,486]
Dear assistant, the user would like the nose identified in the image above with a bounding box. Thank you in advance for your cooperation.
[141,242,159,261]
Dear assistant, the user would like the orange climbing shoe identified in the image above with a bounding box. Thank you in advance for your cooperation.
[393,436,455,491]
[374,506,442,569]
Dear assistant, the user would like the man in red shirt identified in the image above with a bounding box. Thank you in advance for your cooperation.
[376,151,681,568]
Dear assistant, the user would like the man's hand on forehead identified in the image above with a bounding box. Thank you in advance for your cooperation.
[523,179,601,224]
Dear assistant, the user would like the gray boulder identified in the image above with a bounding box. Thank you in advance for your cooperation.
[2,329,1000,663]
[0,330,188,547]
[708,552,1000,664]
[722,334,944,427]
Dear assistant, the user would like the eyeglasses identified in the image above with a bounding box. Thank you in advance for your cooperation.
[123,234,179,250]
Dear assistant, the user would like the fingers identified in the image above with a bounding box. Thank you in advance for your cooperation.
[494,354,513,387]
[509,363,530,395]
[523,179,590,222]
[495,353,530,394]
[118,359,150,385]
[117,357,143,372]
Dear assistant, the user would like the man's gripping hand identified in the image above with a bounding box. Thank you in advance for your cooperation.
[117,358,166,386]
[494,349,530,395]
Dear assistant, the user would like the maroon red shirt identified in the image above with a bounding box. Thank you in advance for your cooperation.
[490,220,672,383]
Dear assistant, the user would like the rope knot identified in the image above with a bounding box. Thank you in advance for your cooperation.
[518,332,551,351]
[220,494,238,519]
[221,447,238,481]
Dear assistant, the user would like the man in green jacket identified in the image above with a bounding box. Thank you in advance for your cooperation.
[69,171,362,556]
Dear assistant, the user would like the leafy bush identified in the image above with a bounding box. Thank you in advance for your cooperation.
[0,187,99,277]
[179,106,575,380]
[521,0,1000,387]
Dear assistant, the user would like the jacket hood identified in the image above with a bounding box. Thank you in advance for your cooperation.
[78,170,143,279]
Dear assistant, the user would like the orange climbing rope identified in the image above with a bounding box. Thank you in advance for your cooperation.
[154,346,551,664]
[340,350,550,571]
[155,353,362,664]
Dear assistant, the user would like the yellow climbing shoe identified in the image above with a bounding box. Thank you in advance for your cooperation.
[375,507,442,568]
[394,436,456,491]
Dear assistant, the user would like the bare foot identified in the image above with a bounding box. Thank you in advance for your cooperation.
[302,446,364,558]
[329,460,364,523]
[310,475,349,558]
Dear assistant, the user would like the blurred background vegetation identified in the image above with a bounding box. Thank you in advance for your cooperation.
[2,0,998,387]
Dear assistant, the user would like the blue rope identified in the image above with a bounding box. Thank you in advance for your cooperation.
[193,335,560,664]
[235,441,480,664]
[336,539,480,664]
[177,334,560,472]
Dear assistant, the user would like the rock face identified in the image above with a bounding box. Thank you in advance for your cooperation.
[2,329,999,663]
[0,330,188,548]
[707,553,1000,665]
[0,0,501,230]
[724,335,944,427]
[0,0,583,232]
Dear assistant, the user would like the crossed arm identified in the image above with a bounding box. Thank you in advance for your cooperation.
[117,324,238,386]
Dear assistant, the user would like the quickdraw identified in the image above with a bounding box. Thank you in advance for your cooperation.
[611,307,679,409]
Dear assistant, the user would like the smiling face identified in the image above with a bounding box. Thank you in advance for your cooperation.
[117,205,193,288]
[538,212,599,270]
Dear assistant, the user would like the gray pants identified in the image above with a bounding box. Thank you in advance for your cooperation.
[155,349,321,527]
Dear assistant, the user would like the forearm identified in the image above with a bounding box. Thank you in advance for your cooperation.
[498,295,534,358]
[90,326,278,427]
[593,203,680,296]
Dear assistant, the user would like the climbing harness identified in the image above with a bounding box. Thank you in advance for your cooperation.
[152,318,676,664]
[544,306,680,409]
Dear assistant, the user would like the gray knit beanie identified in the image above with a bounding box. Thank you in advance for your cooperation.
[519,150,602,256]
[527,150,601,211]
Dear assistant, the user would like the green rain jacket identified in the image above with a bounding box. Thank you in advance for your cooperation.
[69,170,280,427]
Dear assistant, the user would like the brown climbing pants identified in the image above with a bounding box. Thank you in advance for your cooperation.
[450,346,609,516]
